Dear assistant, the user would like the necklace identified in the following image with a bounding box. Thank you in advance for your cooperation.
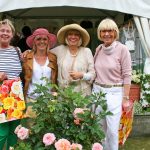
[69,48,79,57]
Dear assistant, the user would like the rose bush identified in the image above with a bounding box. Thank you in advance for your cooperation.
[14,78,111,150]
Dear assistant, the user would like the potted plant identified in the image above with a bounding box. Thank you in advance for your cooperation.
[129,70,142,101]
[13,79,111,150]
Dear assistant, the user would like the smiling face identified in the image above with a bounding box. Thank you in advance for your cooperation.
[97,18,119,47]
[66,30,81,47]
[100,29,116,47]
[0,24,13,47]
[34,35,49,51]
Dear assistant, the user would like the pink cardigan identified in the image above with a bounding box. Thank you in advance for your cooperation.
[94,41,132,85]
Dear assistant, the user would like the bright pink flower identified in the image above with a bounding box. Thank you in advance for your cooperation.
[55,139,71,150]
[17,127,29,140]
[0,84,10,94]
[43,133,56,146]
[71,143,82,150]
[92,143,103,150]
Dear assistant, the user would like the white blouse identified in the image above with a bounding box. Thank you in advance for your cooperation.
[27,57,51,99]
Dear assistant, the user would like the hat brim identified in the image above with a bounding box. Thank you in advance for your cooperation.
[57,24,90,47]
[26,33,57,49]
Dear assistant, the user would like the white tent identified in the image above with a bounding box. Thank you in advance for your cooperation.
[0,0,150,18]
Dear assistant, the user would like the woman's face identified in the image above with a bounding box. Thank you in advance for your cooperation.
[34,35,49,51]
[100,29,116,47]
[66,30,81,46]
[0,24,13,46]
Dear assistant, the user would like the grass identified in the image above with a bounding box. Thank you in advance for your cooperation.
[119,137,150,150]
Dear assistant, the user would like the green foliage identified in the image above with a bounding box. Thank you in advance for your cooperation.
[15,79,111,150]
[140,74,150,105]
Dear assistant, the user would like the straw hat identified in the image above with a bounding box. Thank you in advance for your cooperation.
[26,28,57,48]
[57,24,90,47]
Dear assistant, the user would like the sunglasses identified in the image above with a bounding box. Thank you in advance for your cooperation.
[34,37,48,41]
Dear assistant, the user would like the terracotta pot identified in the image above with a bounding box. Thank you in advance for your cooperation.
[129,84,141,101]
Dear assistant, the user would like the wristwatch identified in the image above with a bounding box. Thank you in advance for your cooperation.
[123,96,129,100]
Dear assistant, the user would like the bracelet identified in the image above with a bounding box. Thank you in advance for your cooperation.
[123,96,129,100]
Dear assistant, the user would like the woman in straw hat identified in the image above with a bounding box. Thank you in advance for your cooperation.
[51,23,95,96]
[92,18,132,150]
[23,28,58,118]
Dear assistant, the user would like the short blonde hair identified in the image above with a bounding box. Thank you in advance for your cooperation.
[0,19,15,35]
[97,18,119,41]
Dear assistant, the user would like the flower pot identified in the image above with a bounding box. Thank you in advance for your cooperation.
[129,84,141,101]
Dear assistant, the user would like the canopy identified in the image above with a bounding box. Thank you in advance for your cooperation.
[0,0,150,19]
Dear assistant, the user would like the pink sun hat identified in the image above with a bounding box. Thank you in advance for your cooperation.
[26,28,57,48]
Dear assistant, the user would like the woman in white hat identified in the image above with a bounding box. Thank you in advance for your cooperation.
[51,23,95,96]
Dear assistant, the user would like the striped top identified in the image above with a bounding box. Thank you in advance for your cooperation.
[0,47,22,79]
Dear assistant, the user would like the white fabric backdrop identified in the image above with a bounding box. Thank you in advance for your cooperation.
[134,16,150,74]
[0,0,150,18]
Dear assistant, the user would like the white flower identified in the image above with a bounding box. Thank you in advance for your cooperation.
[11,81,22,95]
[141,99,149,107]
[0,113,6,123]
[144,83,150,89]
[131,70,141,84]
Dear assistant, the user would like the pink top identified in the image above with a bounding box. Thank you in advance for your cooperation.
[94,41,132,85]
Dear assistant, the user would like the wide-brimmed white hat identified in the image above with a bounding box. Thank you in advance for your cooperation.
[57,23,90,47]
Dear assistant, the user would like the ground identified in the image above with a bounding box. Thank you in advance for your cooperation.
[119,137,150,150]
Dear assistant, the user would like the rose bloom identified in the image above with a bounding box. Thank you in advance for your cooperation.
[43,133,56,146]
[11,109,23,119]
[3,97,15,110]
[17,101,26,110]
[71,143,82,150]
[73,108,84,119]
[17,127,29,140]
[92,143,103,150]
[74,119,80,125]
[0,84,10,94]
[14,124,22,134]
[55,139,71,150]
[11,81,22,95]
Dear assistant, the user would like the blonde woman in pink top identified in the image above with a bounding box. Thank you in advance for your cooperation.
[93,18,132,150]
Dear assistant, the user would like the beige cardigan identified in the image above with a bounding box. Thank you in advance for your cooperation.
[51,45,95,95]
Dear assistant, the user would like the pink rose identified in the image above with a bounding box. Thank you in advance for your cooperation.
[92,143,103,150]
[73,108,84,119]
[0,84,10,94]
[14,124,22,134]
[17,127,29,140]
[71,143,82,150]
[43,133,56,146]
[55,139,71,150]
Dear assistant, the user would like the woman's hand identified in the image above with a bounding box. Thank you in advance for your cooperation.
[69,71,83,80]
[0,72,7,81]
[122,98,133,112]
[21,49,31,59]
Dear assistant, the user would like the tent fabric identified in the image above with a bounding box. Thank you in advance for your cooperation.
[134,16,150,74]
[0,0,150,19]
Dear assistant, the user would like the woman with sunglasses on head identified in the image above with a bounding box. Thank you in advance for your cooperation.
[22,28,58,118]
[92,18,132,150]
[0,19,22,150]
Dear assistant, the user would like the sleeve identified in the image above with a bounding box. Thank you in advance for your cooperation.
[121,45,132,84]
[82,48,96,83]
